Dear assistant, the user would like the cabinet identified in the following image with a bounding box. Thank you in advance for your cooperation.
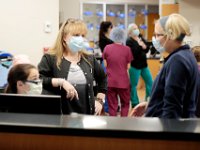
[80,0,159,43]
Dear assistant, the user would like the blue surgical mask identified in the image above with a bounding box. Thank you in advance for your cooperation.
[67,36,89,53]
[132,29,140,36]
[152,36,165,53]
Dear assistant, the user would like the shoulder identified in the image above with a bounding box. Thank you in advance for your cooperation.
[124,45,131,50]
[107,38,113,44]
[39,53,57,66]
[126,37,136,44]
[82,53,95,63]
[126,37,131,43]
[42,53,56,59]
[165,50,194,73]
[101,36,113,44]
[105,43,114,48]
[170,49,191,62]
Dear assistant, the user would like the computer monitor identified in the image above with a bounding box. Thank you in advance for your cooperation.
[0,93,61,114]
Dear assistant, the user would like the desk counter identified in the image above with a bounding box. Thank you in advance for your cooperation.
[0,113,200,149]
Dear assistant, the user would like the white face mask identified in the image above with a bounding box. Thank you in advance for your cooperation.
[26,80,42,95]
[152,36,165,53]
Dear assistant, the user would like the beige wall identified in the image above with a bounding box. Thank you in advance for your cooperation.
[0,0,59,65]
[179,0,200,47]
[59,0,80,24]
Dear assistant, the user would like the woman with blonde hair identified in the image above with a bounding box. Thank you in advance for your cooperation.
[130,14,200,118]
[126,23,153,108]
[38,18,107,115]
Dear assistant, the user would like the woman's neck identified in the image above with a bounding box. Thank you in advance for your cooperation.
[166,42,182,54]
[131,35,139,41]
[64,52,80,64]
[105,33,109,38]
[115,42,123,45]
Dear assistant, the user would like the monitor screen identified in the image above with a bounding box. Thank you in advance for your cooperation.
[0,93,61,114]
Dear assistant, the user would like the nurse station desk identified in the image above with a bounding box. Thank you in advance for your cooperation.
[0,113,200,150]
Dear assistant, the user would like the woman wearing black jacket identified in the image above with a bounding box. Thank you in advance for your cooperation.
[126,23,153,108]
[98,21,113,113]
[38,18,107,115]
[98,21,113,54]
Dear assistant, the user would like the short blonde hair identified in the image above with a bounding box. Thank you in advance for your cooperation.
[164,13,191,41]
[127,23,137,37]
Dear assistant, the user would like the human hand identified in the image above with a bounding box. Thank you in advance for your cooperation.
[96,93,105,102]
[137,38,146,49]
[94,93,105,115]
[94,100,103,115]
[128,101,148,117]
[62,80,79,100]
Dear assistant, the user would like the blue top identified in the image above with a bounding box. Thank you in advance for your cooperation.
[145,45,200,118]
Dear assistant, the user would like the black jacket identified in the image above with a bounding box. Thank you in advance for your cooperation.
[126,36,149,69]
[38,53,107,114]
[99,34,113,53]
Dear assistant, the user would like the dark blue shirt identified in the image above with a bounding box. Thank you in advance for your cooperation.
[145,45,200,118]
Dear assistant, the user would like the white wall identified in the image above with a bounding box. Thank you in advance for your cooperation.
[0,0,59,65]
[179,0,200,47]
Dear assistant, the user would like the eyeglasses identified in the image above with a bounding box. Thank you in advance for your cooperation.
[26,79,42,85]
[153,33,165,38]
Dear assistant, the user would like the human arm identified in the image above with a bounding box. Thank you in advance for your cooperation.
[93,56,107,94]
[38,54,55,90]
[138,35,150,53]
[137,37,147,50]
[161,55,188,118]
[93,56,107,115]
[38,54,78,99]
[103,59,107,68]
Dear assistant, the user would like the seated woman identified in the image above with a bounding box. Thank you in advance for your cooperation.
[4,64,42,94]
